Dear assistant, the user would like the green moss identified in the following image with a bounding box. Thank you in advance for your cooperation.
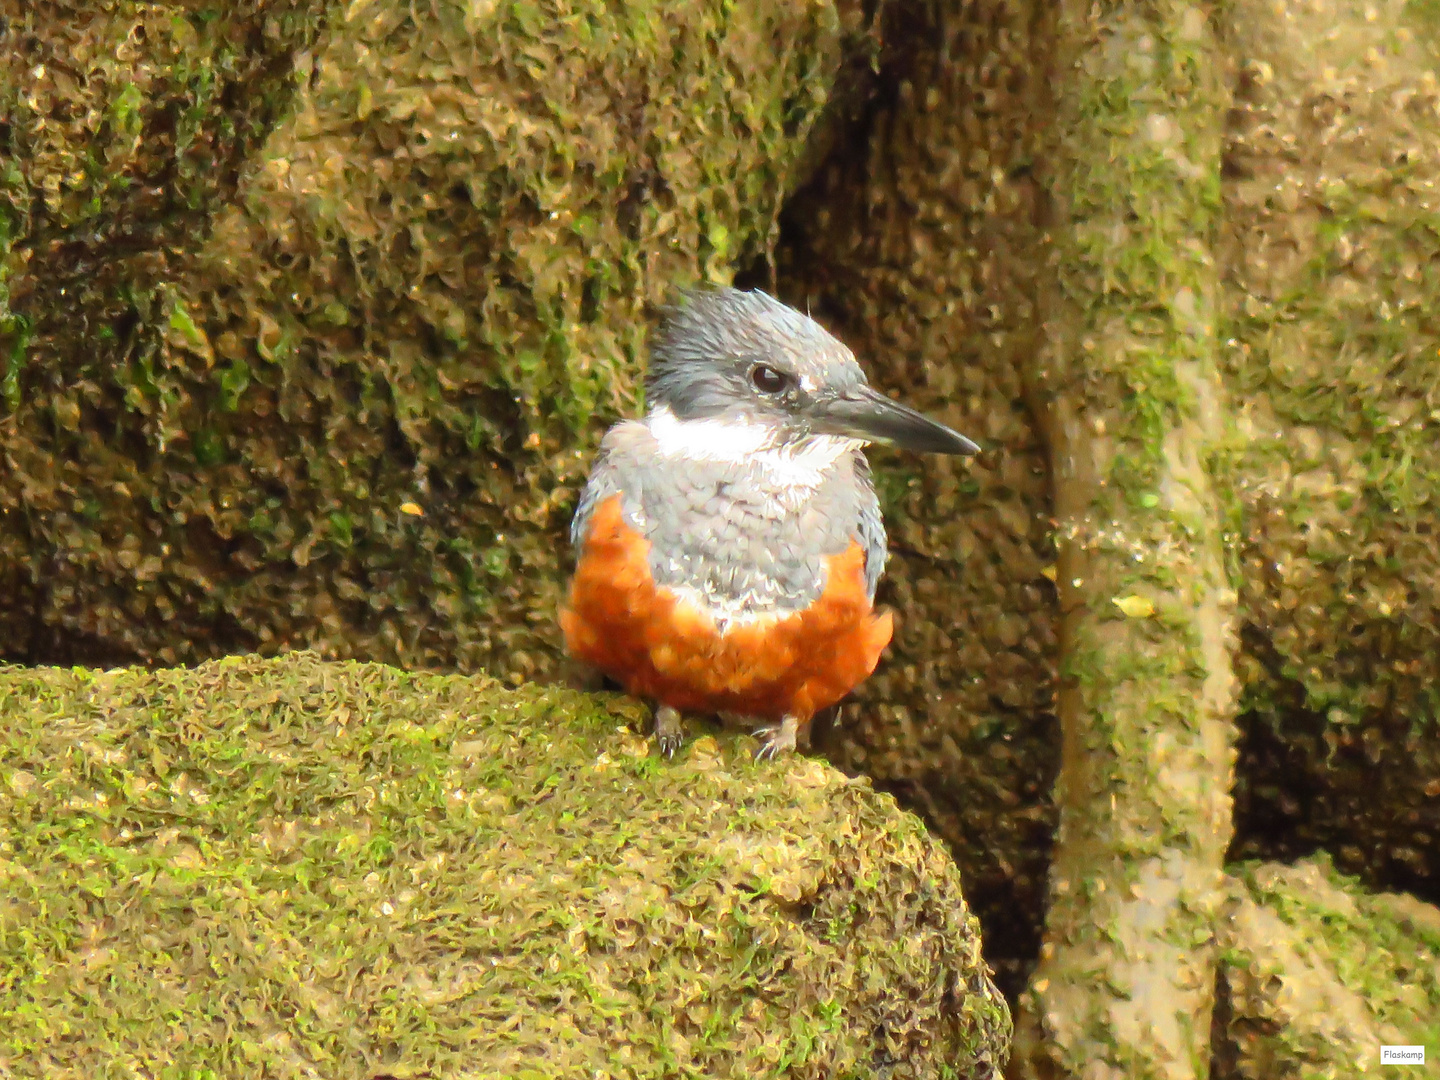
[0,0,850,674]
[1219,856,1440,1074]
[1223,0,1440,731]
[0,653,1009,1077]
[0,314,29,411]
[1005,4,1238,1077]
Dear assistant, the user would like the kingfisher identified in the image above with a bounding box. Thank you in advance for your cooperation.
[561,287,979,759]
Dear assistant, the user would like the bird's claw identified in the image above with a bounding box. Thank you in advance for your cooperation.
[653,705,685,759]
[752,719,798,761]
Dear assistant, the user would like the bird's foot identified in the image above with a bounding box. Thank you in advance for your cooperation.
[753,715,800,761]
[653,705,685,759]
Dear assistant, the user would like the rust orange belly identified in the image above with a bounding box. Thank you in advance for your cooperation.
[560,495,893,721]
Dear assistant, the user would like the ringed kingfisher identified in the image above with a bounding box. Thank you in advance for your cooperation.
[561,287,979,759]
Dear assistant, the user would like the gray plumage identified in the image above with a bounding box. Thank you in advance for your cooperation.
[571,423,886,619]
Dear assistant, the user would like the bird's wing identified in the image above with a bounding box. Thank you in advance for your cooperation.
[569,421,646,553]
[851,452,889,601]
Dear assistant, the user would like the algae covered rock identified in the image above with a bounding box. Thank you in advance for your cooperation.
[1215,856,1440,1079]
[1223,0,1440,731]
[1222,0,1440,902]
[0,0,853,673]
[0,652,1010,1078]
[0,0,334,660]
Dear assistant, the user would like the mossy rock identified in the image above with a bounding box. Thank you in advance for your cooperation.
[0,652,1010,1078]
[0,0,857,673]
[1216,856,1440,1078]
[1222,0,1440,898]
[1224,0,1440,730]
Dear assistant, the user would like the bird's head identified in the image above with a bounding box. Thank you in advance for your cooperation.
[644,287,980,457]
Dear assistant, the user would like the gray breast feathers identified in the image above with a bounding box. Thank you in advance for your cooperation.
[570,422,888,623]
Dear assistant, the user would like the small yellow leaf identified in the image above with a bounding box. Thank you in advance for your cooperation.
[399,502,424,517]
[1040,565,1057,582]
[1113,594,1156,618]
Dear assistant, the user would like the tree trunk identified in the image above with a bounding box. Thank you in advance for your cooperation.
[1011,4,1238,1077]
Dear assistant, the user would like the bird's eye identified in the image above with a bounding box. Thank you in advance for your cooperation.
[750,364,789,394]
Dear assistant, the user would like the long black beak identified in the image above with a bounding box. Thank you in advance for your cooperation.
[809,386,980,455]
